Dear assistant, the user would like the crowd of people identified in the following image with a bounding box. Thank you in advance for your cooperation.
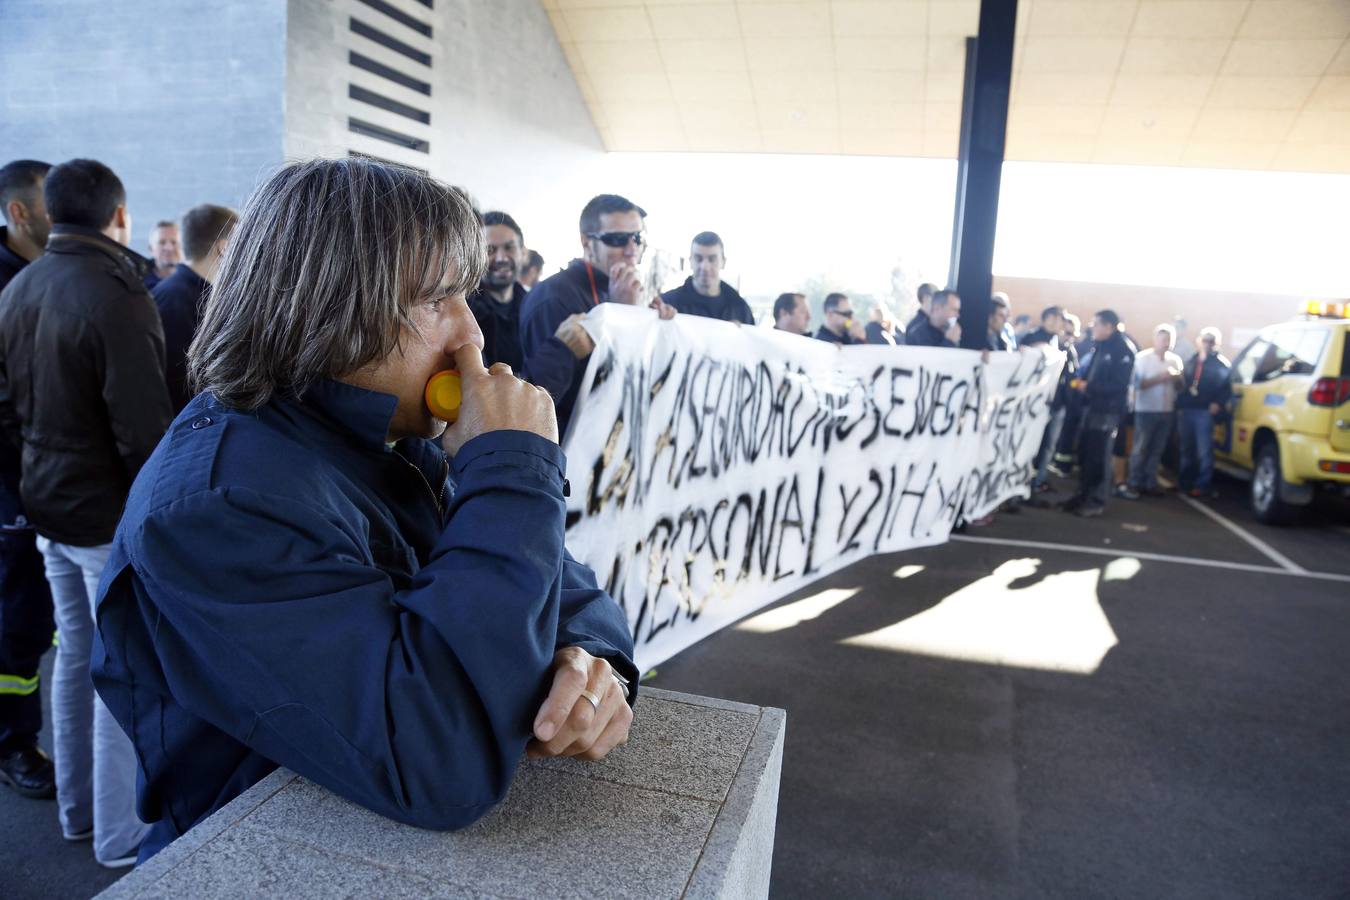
[0,153,1232,872]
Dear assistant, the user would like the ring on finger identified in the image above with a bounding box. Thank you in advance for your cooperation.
[579,689,601,712]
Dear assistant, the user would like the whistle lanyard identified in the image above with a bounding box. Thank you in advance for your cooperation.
[584,262,601,307]
[1190,356,1205,395]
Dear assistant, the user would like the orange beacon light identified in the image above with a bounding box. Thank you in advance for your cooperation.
[424,370,462,423]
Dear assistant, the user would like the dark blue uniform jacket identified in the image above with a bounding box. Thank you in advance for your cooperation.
[519,259,608,434]
[150,263,209,415]
[660,278,754,325]
[91,379,637,862]
[1082,331,1136,416]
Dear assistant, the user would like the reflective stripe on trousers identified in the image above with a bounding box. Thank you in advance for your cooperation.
[0,672,39,695]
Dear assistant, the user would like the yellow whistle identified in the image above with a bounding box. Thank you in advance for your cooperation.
[424,369,462,423]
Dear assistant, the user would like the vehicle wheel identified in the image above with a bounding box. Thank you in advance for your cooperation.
[1251,443,1297,525]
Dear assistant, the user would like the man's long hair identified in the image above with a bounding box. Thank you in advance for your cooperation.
[190,158,484,410]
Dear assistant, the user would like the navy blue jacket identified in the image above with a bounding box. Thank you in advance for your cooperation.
[91,380,637,861]
[1082,331,1135,416]
[0,227,29,295]
[520,259,608,434]
[660,278,754,325]
[906,316,956,349]
[814,325,863,346]
[467,282,527,372]
[151,263,209,414]
[1177,352,1232,410]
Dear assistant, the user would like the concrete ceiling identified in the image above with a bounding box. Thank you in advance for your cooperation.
[542,0,1350,173]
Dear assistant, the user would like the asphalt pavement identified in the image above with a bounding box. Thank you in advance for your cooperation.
[650,473,1350,898]
[2,471,1346,899]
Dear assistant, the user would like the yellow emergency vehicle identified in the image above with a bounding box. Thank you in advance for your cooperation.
[1216,301,1350,524]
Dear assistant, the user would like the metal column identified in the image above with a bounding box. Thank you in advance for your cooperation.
[948,0,1018,351]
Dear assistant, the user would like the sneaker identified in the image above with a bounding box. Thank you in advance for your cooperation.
[1075,505,1104,518]
[1187,488,1204,499]
[1047,463,1072,478]
[1116,486,1141,501]
[0,743,56,799]
[97,851,140,870]
[63,826,93,842]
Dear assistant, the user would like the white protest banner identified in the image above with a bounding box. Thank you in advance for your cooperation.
[562,304,1064,671]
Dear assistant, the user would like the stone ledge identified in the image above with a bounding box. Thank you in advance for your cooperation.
[98,687,785,900]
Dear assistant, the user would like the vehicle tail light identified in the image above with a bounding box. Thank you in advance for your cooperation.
[1308,377,1350,407]
[1319,461,1350,474]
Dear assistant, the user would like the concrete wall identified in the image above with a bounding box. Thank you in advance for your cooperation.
[283,0,604,263]
[1,0,601,263]
[992,274,1317,357]
[0,0,287,248]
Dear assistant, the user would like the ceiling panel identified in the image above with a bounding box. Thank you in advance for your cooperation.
[1131,1,1250,40]
[546,0,1350,173]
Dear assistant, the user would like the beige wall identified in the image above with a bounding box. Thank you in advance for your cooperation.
[991,275,1320,357]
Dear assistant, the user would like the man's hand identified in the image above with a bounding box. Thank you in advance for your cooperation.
[650,296,677,320]
[848,320,867,342]
[440,345,558,456]
[528,646,633,762]
[608,264,643,305]
[554,313,595,359]
[1208,402,1222,415]
[945,322,962,344]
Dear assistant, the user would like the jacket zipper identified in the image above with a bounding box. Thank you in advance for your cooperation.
[396,452,447,518]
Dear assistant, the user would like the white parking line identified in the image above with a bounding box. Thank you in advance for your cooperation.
[949,535,1350,584]
[1177,495,1308,574]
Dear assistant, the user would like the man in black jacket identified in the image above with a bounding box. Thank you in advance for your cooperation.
[1176,327,1231,499]
[907,289,963,348]
[814,292,866,345]
[660,231,754,324]
[1062,309,1134,518]
[904,282,937,343]
[519,194,674,436]
[0,158,172,866]
[467,211,529,371]
[0,159,57,802]
[152,203,238,414]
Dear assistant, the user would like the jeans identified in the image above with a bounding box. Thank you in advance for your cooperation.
[38,537,148,863]
[1128,412,1174,491]
[1033,407,1067,487]
[1178,409,1216,493]
[1076,413,1118,509]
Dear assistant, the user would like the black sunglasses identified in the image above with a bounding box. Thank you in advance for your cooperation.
[830,308,855,317]
[586,231,646,248]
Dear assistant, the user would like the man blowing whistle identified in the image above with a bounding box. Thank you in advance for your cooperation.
[90,159,638,863]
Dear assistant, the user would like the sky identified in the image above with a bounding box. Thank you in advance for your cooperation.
[525,152,1350,307]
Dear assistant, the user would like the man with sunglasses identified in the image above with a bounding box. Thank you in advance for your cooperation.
[814,292,866,345]
[520,194,674,435]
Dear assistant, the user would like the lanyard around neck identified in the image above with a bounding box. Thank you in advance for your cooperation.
[584,262,601,307]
